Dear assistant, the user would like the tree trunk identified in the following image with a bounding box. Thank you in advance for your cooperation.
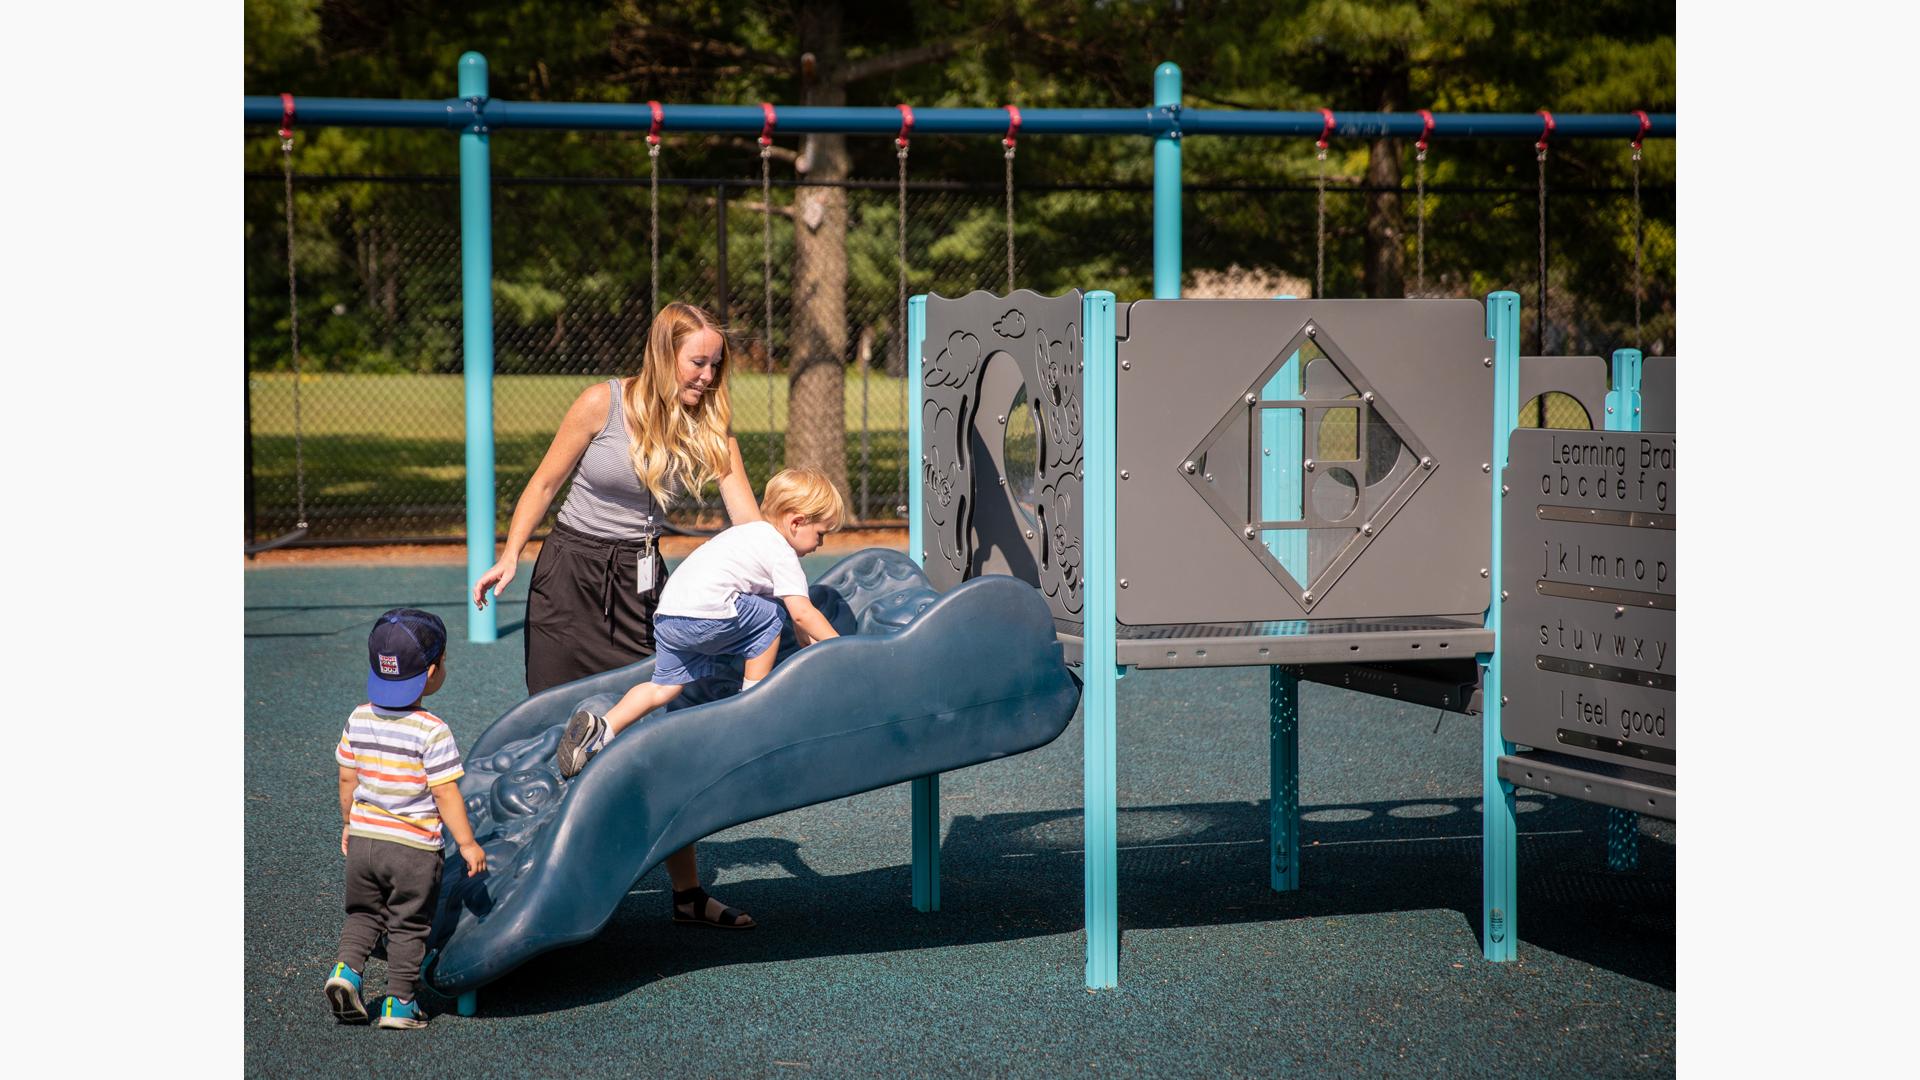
[787,3,852,510]
[1361,70,1408,300]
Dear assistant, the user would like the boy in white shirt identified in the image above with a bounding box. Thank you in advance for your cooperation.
[555,465,845,778]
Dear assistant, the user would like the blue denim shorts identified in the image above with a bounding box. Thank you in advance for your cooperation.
[651,593,788,685]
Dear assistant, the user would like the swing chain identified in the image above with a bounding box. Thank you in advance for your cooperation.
[1415,110,1433,297]
[1315,109,1332,298]
[1004,105,1021,292]
[759,103,776,476]
[279,93,306,530]
[1631,110,1649,349]
[647,102,663,313]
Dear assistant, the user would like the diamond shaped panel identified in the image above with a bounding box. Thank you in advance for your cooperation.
[1178,321,1439,612]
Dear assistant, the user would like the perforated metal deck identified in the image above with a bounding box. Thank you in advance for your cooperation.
[1059,616,1493,670]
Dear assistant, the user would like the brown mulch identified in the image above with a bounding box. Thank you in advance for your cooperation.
[244,528,909,566]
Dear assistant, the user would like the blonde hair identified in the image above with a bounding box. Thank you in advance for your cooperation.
[760,466,846,532]
[623,302,737,504]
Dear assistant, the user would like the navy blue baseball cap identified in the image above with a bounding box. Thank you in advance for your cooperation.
[366,608,447,709]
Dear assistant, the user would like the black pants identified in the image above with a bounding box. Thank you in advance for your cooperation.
[524,521,668,695]
[338,836,443,1002]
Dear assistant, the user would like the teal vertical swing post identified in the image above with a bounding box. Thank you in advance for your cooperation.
[1480,290,1521,961]
[1603,347,1645,873]
[1082,291,1121,989]
[459,51,497,644]
[1261,328,1305,892]
[1152,63,1182,299]
[905,295,941,912]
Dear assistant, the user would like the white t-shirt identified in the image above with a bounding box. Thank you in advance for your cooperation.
[656,520,810,619]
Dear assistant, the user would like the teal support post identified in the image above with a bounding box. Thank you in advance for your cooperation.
[1152,63,1182,299]
[1261,305,1304,892]
[1603,347,1645,873]
[904,295,941,911]
[1268,666,1301,891]
[456,991,477,1017]
[459,52,498,643]
[1082,291,1120,988]
[1481,290,1521,961]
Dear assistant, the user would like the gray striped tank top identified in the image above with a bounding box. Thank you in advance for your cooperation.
[555,379,669,540]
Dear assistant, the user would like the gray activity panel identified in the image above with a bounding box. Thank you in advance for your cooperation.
[1114,299,1494,625]
[1520,355,1606,430]
[1500,429,1675,785]
[921,289,1085,631]
[1642,355,1675,432]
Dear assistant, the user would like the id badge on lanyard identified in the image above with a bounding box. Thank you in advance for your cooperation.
[635,533,656,594]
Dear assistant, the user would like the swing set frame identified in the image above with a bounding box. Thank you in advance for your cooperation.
[244,54,1674,642]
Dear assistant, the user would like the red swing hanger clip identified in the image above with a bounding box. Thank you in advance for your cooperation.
[646,100,664,148]
[1536,109,1555,159]
[278,92,296,144]
[1316,107,1335,154]
[758,102,777,153]
[1631,109,1650,156]
[1415,109,1434,158]
[895,103,915,150]
[1003,104,1023,152]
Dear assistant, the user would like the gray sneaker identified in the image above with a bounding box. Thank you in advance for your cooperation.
[556,709,608,778]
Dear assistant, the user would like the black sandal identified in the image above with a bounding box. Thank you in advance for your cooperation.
[672,886,755,929]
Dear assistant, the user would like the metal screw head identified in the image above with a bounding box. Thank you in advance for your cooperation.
[1121,360,1132,370]
[1243,525,1256,538]
[1615,605,1626,615]
[1120,469,1130,480]
[1606,405,1615,414]
[1501,590,1510,599]
[1502,484,1510,494]
[1118,578,1129,588]
[1245,392,1258,405]
[1361,523,1373,535]
[1362,391,1375,403]
[1502,696,1510,705]
[1025,530,1035,539]
[1305,325,1318,337]
[1302,590,1314,603]
[1184,460,1197,474]
[1483,357,1493,367]
[998,476,1006,485]
[1481,463,1491,473]
[1421,456,1433,469]
[997,414,1006,424]
[1480,568,1490,578]
[1304,459,1316,472]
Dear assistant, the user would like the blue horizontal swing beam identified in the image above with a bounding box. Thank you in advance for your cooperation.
[244,96,1674,141]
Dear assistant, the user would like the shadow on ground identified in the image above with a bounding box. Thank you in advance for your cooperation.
[457,793,1673,1017]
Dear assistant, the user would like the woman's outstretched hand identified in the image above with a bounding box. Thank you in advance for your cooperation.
[473,558,517,610]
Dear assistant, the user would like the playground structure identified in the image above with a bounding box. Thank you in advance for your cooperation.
[244,57,1676,1003]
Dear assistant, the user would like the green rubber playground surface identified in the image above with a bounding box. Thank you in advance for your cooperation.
[244,553,1675,1077]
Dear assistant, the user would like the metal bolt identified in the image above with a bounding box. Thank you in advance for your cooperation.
[1502,484,1510,494]
[1263,448,1271,456]
[1246,392,1258,405]
[1606,405,1615,414]
[1481,463,1491,473]
[997,414,1006,424]
[1121,360,1132,370]
[1502,696,1510,705]
[1483,357,1493,367]
[1119,578,1129,588]
[1025,529,1035,539]
[1421,456,1433,469]
[1120,470,1130,480]
[998,476,1006,485]
[1244,525,1256,538]
[1615,605,1626,615]
[922,551,929,560]
[1361,523,1373,535]
[1501,590,1510,600]
[1304,459,1316,472]
[1184,461,1197,474]
[1634,406,1642,414]
[1362,391,1375,403]
[1480,568,1490,578]
[1306,325,1318,337]
[1302,590,1314,603]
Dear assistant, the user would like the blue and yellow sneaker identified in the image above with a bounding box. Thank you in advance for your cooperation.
[377,995,430,1030]
[324,963,368,1024]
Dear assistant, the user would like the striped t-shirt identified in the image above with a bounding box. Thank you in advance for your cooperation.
[335,704,465,852]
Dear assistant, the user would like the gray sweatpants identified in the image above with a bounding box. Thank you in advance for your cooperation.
[337,835,443,1002]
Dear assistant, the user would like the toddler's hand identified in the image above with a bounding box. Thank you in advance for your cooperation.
[460,841,489,876]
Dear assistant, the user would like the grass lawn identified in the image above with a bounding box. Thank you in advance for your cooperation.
[247,372,913,538]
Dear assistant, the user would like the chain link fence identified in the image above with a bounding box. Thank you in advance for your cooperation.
[245,159,1673,545]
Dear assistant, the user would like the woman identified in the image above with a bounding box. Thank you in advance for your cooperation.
[472,301,760,929]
